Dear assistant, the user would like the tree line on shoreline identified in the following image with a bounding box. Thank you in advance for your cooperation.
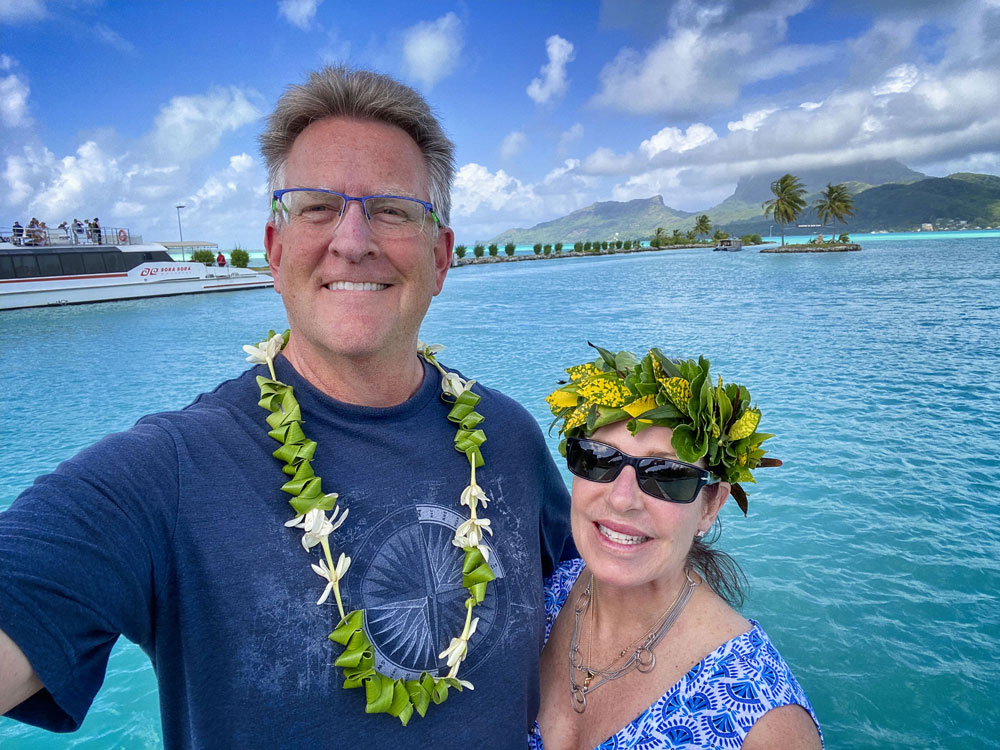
[476,173,858,252]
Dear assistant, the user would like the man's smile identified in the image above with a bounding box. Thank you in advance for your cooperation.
[324,281,390,291]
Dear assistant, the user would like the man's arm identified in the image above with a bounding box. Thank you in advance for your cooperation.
[0,626,43,715]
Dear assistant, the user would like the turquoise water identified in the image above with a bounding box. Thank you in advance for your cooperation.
[2,235,999,748]
[215,228,1000,264]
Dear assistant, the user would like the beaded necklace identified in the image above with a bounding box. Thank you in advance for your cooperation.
[243,332,496,725]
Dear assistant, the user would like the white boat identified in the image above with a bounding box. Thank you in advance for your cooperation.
[712,238,743,252]
[1,230,273,311]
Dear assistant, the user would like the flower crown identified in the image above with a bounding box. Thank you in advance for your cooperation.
[545,343,781,514]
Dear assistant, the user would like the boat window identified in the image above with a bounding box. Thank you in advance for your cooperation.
[11,254,39,279]
[82,253,107,273]
[122,254,144,271]
[37,254,63,276]
[59,253,84,275]
[0,255,13,279]
[103,252,125,272]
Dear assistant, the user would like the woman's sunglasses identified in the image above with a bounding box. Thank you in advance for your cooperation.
[565,437,719,503]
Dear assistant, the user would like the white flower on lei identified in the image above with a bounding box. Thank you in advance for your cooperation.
[452,517,493,561]
[311,553,351,605]
[243,333,284,365]
[284,506,349,550]
[440,371,476,399]
[417,341,445,358]
[460,482,490,512]
[437,616,480,668]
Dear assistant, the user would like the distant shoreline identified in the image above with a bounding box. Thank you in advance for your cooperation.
[453,243,713,266]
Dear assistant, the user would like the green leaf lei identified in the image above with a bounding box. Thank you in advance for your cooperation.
[243,331,496,725]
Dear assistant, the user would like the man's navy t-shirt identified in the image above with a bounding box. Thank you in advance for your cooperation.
[0,357,575,748]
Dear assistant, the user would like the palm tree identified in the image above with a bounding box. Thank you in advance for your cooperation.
[814,183,856,230]
[693,214,712,240]
[651,227,666,248]
[762,173,807,246]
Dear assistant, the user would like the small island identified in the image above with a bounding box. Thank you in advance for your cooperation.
[760,242,861,253]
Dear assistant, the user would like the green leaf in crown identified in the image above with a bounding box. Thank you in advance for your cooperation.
[546,343,782,515]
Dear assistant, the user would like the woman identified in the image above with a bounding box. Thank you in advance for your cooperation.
[532,345,822,749]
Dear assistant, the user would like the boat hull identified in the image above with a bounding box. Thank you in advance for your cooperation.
[0,258,273,310]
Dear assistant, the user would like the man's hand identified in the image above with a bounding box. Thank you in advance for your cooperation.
[0,627,43,715]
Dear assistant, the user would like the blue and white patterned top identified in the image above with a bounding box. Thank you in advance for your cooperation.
[529,559,823,750]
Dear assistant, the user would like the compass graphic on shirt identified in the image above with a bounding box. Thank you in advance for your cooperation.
[346,504,509,680]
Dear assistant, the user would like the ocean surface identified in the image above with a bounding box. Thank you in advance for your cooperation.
[2,232,998,748]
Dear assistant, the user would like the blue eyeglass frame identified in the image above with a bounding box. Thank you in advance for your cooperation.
[565,437,720,503]
[271,188,440,227]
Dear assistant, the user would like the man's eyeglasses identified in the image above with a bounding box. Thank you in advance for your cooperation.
[272,188,439,239]
[565,437,719,504]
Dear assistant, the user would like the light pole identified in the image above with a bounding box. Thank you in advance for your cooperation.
[175,204,186,260]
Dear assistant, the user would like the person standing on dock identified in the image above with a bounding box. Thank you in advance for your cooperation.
[0,66,574,749]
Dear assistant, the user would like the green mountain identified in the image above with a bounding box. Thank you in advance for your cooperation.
[487,160,1000,242]
[489,196,693,246]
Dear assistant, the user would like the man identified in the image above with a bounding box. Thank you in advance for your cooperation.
[0,67,574,748]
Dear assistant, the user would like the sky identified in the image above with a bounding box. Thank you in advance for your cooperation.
[2,0,999,247]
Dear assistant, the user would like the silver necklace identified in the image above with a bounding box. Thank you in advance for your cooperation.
[568,570,698,714]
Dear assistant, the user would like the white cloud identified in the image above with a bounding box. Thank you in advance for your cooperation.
[4,145,54,205]
[728,108,777,132]
[526,35,575,104]
[872,63,920,95]
[26,140,122,219]
[149,87,261,162]
[0,0,46,23]
[450,161,594,242]
[583,147,636,175]
[591,4,836,118]
[558,123,584,154]
[0,71,29,127]
[112,200,145,217]
[402,12,463,88]
[95,23,135,53]
[799,101,823,110]
[320,28,351,63]
[452,163,531,216]
[640,123,717,158]
[278,0,323,30]
[500,131,527,160]
[611,168,684,202]
[0,54,14,71]
[2,86,269,248]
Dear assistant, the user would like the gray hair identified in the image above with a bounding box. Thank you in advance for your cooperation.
[260,66,455,227]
